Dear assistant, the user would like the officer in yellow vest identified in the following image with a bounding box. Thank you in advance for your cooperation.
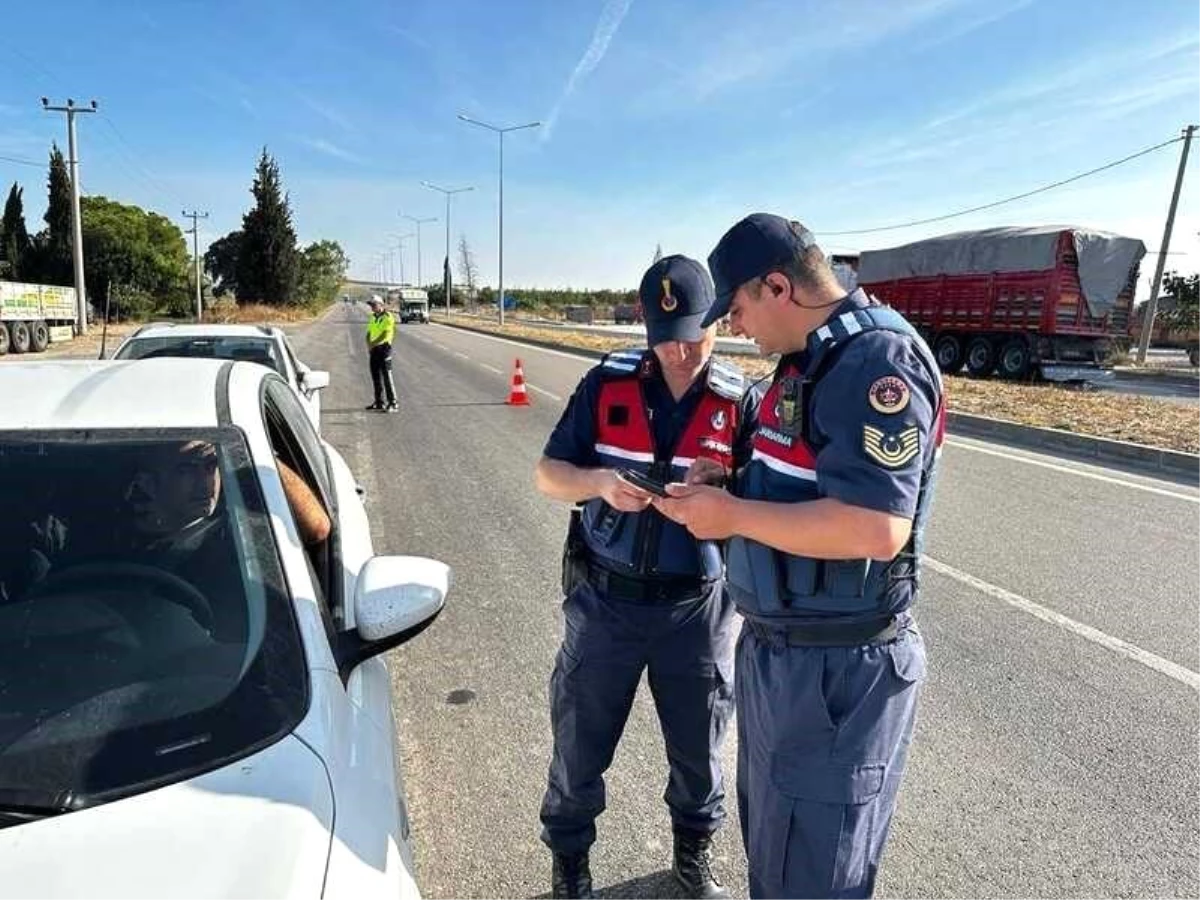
[365,295,398,412]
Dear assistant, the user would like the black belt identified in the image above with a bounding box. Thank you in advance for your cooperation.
[746,614,902,648]
[584,559,714,604]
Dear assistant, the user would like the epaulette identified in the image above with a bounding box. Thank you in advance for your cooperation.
[599,347,646,377]
[707,358,746,400]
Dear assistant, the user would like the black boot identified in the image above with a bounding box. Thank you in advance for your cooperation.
[551,850,593,899]
[672,829,729,900]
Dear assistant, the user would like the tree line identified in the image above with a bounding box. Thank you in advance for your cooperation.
[0,146,347,319]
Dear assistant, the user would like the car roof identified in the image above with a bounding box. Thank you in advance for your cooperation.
[0,359,269,431]
[124,324,285,340]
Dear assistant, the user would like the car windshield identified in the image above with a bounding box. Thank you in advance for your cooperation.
[115,336,286,376]
[0,429,307,819]
[404,301,426,310]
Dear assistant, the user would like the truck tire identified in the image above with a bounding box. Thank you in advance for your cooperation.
[997,338,1031,379]
[29,320,50,353]
[0,325,8,356]
[933,334,965,373]
[965,336,996,377]
[8,321,31,354]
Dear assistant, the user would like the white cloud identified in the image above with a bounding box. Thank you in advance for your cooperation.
[542,0,635,140]
[297,137,366,165]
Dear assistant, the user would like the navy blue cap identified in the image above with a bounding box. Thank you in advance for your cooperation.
[638,254,715,346]
[702,213,818,326]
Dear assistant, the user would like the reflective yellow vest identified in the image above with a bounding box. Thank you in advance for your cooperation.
[367,312,395,346]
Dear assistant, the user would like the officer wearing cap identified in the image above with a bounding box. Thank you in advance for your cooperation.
[654,215,945,899]
[534,255,762,899]
[365,294,398,412]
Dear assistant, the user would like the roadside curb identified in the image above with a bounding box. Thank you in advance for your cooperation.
[948,411,1199,483]
[436,316,1200,483]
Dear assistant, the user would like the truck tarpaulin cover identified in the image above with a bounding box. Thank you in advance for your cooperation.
[855,227,1146,319]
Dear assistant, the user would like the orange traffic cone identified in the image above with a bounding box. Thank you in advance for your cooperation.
[506,358,532,406]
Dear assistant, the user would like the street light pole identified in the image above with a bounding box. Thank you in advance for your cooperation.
[402,214,438,288]
[182,210,209,321]
[421,181,474,315]
[390,233,415,285]
[457,114,540,326]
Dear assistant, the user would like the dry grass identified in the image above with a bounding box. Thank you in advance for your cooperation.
[442,314,1199,454]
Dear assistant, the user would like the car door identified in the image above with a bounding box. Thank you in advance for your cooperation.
[259,379,414,892]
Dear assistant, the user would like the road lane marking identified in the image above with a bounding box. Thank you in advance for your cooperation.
[924,556,1200,691]
[454,351,470,360]
[527,384,563,402]
[946,439,1199,503]
[430,323,1197,500]
[479,363,503,375]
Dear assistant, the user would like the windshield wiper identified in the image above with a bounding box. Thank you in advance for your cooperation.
[0,787,86,828]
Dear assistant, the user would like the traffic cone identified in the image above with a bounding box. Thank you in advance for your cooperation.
[506,358,532,406]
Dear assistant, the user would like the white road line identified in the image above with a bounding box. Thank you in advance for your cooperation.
[454,351,470,360]
[479,363,503,375]
[430,322,602,364]
[527,384,563,402]
[946,438,1199,503]
[924,556,1200,691]
[430,323,1197,500]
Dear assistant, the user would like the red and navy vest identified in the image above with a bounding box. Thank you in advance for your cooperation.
[727,305,946,624]
[580,349,746,580]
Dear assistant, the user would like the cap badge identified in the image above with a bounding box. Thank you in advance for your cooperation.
[661,277,678,312]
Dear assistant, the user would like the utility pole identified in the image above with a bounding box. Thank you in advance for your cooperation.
[402,213,437,287]
[41,98,97,336]
[422,182,474,315]
[457,114,541,326]
[1137,124,1197,365]
[182,210,209,321]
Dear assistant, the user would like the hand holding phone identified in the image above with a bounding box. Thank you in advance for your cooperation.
[614,468,670,498]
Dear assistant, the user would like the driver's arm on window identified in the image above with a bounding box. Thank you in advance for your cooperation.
[276,458,332,546]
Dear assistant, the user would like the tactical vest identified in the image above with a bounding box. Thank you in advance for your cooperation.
[580,349,746,580]
[727,304,946,624]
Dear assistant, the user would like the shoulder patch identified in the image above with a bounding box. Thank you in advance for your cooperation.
[600,347,646,377]
[707,359,746,400]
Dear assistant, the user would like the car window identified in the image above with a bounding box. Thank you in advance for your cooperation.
[115,336,287,377]
[0,429,308,819]
[262,379,342,626]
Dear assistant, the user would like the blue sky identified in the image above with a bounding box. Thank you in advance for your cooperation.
[2,0,1197,294]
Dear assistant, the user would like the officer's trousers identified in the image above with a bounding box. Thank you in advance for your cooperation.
[736,620,927,899]
[369,344,397,406]
[539,579,737,854]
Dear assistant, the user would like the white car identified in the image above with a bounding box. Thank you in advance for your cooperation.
[111,324,330,430]
[0,358,446,898]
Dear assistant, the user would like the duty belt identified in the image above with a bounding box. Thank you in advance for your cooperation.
[584,558,714,605]
[746,613,906,648]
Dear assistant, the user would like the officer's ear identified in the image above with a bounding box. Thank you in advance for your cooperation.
[761,271,792,303]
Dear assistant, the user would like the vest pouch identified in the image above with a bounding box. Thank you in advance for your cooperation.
[583,500,629,550]
[782,556,820,597]
[823,559,869,599]
[727,536,793,615]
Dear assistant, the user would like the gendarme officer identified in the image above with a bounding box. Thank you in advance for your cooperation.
[535,255,761,899]
[655,215,945,899]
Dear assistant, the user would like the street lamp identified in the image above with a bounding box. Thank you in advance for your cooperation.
[421,181,474,315]
[402,213,438,288]
[389,233,416,285]
[457,113,541,326]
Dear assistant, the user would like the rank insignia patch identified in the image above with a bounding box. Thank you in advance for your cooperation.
[863,424,920,468]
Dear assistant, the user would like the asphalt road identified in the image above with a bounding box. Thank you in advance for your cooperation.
[290,305,1199,900]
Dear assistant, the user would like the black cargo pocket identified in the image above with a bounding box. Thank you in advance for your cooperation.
[770,757,884,897]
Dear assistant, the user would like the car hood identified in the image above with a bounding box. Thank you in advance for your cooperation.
[0,735,334,899]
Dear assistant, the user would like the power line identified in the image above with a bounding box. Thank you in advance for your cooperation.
[0,153,44,169]
[818,135,1186,237]
[96,113,186,209]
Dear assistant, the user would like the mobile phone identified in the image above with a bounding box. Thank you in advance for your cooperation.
[615,468,670,498]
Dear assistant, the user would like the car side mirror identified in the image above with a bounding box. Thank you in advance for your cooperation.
[301,370,330,391]
[334,555,449,679]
